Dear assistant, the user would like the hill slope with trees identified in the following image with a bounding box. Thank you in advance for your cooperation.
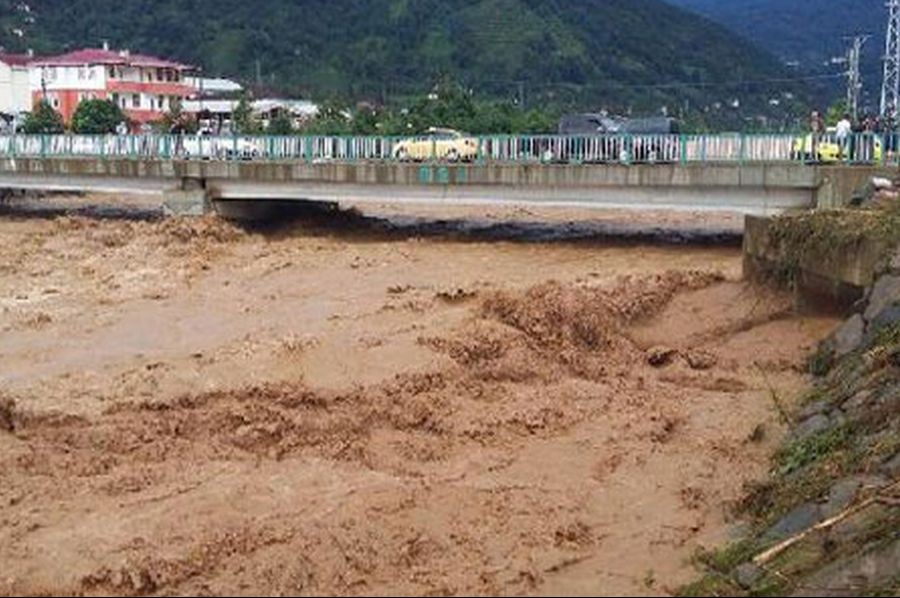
[667,0,885,109]
[1,0,803,123]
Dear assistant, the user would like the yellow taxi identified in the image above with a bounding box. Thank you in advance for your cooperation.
[791,132,883,163]
[393,127,479,162]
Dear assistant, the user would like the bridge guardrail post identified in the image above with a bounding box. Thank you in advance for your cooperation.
[739,134,746,165]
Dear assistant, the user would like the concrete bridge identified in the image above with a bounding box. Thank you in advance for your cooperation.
[0,155,887,218]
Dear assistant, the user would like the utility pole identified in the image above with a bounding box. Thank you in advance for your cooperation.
[881,0,900,124]
[845,35,869,121]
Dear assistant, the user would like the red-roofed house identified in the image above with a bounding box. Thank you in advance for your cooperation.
[30,46,195,129]
[0,52,35,115]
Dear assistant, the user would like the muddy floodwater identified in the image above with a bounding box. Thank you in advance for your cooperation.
[0,196,838,596]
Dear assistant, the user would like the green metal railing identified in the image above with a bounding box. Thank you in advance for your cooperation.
[0,133,893,165]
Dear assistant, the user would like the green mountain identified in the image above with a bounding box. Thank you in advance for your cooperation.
[666,0,885,109]
[1,0,803,119]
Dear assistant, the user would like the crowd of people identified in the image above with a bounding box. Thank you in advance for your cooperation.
[809,109,895,162]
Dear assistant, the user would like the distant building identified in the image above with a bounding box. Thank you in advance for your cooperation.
[0,52,34,116]
[181,98,319,133]
[185,76,243,98]
[30,46,194,129]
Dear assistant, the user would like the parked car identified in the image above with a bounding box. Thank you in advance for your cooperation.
[556,113,680,163]
[392,127,479,162]
[177,133,261,160]
[0,111,27,134]
[791,131,883,163]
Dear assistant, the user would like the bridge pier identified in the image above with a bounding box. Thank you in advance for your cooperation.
[162,177,212,216]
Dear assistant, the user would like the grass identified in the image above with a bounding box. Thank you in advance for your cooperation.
[774,425,852,476]
[695,539,760,574]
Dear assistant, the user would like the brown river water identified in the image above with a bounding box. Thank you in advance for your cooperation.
[0,195,838,596]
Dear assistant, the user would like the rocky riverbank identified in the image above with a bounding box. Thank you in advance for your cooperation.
[681,198,900,597]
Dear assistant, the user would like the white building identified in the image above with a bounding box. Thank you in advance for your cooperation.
[185,76,243,97]
[0,53,34,115]
[181,98,319,132]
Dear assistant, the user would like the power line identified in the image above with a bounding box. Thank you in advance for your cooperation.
[844,35,870,120]
[499,72,846,93]
[881,0,900,121]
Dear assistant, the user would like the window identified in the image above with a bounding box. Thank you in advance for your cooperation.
[108,66,116,79]
[132,94,140,108]
[78,67,87,80]
[157,68,163,81]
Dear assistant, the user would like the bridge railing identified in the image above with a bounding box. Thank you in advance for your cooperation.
[0,132,898,165]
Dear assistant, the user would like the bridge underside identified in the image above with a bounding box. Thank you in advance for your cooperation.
[0,158,883,217]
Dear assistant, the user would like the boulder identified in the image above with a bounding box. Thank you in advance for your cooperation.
[832,314,865,357]
[793,414,830,441]
[820,475,887,519]
[798,398,830,420]
[685,350,717,370]
[840,390,873,413]
[763,502,821,541]
[871,177,895,190]
[733,562,765,589]
[866,305,900,340]
[881,452,900,479]
[864,275,900,323]
[646,346,677,367]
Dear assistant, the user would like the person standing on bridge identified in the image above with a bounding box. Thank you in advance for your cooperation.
[810,110,825,162]
[836,113,853,161]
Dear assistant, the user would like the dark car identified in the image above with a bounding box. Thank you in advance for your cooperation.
[557,114,680,163]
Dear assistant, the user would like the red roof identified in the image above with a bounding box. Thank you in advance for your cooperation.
[33,48,191,70]
[0,53,35,67]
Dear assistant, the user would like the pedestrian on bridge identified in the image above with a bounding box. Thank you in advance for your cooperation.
[836,113,853,161]
[810,110,825,162]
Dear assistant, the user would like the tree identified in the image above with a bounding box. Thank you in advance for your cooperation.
[267,111,294,135]
[22,100,64,134]
[71,99,125,134]
[825,100,849,127]
[159,98,197,134]
[233,94,260,135]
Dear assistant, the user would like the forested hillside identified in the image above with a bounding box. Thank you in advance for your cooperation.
[668,0,884,108]
[1,0,802,120]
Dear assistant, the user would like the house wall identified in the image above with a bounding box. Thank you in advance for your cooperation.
[0,62,33,114]
[29,63,191,126]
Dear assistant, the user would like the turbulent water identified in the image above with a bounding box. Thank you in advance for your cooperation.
[0,195,833,596]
